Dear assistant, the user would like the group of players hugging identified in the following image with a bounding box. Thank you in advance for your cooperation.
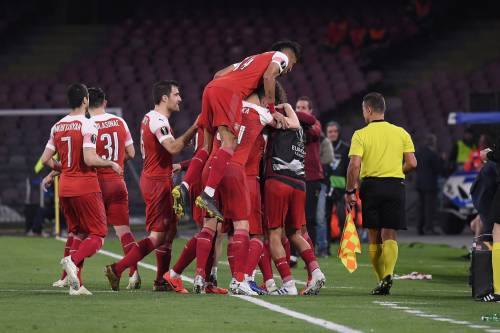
[40,40,326,296]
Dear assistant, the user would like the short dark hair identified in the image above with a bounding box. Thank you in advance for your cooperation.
[67,83,88,109]
[271,40,302,62]
[88,87,106,109]
[363,92,386,113]
[326,121,340,131]
[256,81,287,104]
[297,96,313,110]
[152,80,180,105]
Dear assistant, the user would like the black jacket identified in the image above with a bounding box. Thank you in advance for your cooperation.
[416,146,442,192]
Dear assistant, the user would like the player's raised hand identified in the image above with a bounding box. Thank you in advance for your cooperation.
[110,162,123,176]
[272,112,287,129]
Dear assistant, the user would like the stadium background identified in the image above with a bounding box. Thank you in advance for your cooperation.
[0,0,499,229]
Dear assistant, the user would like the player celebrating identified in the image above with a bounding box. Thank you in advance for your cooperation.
[173,40,302,221]
[104,80,197,291]
[264,103,326,296]
[40,83,122,295]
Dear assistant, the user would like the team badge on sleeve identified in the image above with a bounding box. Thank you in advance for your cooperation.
[91,134,97,144]
[160,126,170,136]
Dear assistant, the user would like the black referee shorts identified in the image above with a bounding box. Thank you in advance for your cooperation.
[359,177,407,230]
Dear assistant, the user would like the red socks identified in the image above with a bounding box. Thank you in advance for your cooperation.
[184,148,209,186]
[173,236,197,275]
[155,243,172,281]
[282,237,291,263]
[245,238,263,276]
[302,232,315,281]
[195,228,215,278]
[300,248,319,274]
[61,235,74,279]
[274,257,292,283]
[70,235,103,267]
[227,237,235,274]
[232,229,250,282]
[204,147,233,194]
[120,232,138,277]
[114,237,155,277]
[258,240,273,282]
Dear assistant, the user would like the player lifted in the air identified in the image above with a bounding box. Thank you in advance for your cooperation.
[172,40,302,221]
[104,80,197,291]
[40,83,122,295]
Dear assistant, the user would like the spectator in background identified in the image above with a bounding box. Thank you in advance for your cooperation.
[318,133,334,257]
[415,134,442,235]
[295,96,325,251]
[325,122,350,244]
[327,16,349,50]
[448,128,476,174]
[465,134,491,172]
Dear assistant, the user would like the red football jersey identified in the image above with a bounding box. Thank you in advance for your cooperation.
[93,113,133,180]
[208,51,289,99]
[140,110,174,178]
[45,114,100,197]
[245,133,266,177]
[232,101,273,169]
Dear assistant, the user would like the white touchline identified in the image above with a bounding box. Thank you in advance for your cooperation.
[56,238,362,333]
[374,301,492,332]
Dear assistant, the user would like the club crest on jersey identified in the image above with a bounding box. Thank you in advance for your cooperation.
[160,126,169,136]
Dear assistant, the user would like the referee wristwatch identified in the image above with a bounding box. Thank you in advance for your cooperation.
[345,188,357,195]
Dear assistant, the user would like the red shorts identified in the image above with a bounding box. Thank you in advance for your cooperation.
[190,180,204,227]
[140,175,175,233]
[98,178,129,226]
[200,160,250,224]
[247,176,263,235]
[265,178,306,230]
[198,86,242,137]
[218,163,250,221]
[61,192,107,237]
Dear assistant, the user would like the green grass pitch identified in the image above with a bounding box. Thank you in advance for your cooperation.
[0,236,499,333]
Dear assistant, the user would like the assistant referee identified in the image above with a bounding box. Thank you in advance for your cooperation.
[345,92,417,295]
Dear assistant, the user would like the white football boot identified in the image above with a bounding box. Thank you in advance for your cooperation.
[302,269,326,295]
[126,271,141,290]
[69,285,93,296]
[52,276,68,288]
[270,280,298,296]
[60,256,80,291]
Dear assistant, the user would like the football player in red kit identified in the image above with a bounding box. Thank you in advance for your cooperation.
[40,83,122,295]
[48,87,141,290]
[173,40,302,221]
[104,80,197,291]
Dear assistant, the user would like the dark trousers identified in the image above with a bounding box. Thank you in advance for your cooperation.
[305,180,322,246]
[418,190,438,233]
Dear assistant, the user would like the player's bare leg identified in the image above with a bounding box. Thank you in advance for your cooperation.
[195,126,236,221]
[268,227,297,295]
[173,129,213,217]
[113,225,141,290]
[287,228,325,295]
[205,223,228,294]
[105,231,165,291]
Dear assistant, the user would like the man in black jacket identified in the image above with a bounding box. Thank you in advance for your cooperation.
[415,134,443,235]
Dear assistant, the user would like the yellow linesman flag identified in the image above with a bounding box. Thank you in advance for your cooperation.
[338,213,362,273]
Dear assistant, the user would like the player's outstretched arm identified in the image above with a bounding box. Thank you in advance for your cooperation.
[83,147,123,175]
[161,121,198,155]
[262,62,281,110]
[40,148,62,172]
